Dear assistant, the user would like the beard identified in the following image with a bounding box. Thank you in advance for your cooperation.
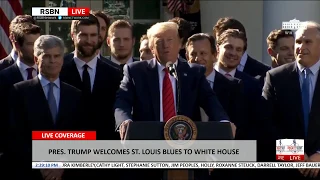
[76,43,97,58]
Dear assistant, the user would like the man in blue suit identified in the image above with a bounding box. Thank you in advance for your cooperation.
[114,22,233,141]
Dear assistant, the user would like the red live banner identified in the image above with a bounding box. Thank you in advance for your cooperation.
[67,7,90,16]
[276,154,304,161]
[32,131,96,140]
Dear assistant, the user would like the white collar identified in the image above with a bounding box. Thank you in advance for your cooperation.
[156,58,179,73]
[11,49,18,61]
[240,51,248,67]
[214,63,236,77]
[16,58,37,71]
[297,59,320,75]
[206,69,215,82]
[73,56,98,70]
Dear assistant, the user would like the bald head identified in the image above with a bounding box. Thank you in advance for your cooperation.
[147,22,181,65]
[295,21,320,68]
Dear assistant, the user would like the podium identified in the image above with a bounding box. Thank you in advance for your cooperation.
[124,121,233,180]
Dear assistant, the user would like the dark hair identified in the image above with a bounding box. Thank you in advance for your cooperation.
[213,17,246,38]
[71,14,100,34]
[168,17,192,45]
[186,33,217,55]
[91,10,111,38]
[9,15,36,33]
[267,29,294,49]
[217,29,247,52]
[12,22,41,46]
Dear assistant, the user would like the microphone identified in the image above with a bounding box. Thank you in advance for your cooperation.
[166,61,178,80]
[165,61,180,115]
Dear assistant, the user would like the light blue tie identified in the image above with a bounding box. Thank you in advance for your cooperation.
[301,68,311,136]
[48,82,57,122]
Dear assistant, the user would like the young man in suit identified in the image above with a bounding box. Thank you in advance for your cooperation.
[106,20,139,70]
[0,15,37,71]
[8,35,83,180]
[213,17,271,83]
[0,23,40,168]
[266,29,295,68]
[262,21,320,179]
[185,33,245,137]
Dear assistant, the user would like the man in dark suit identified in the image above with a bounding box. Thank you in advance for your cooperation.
[8,35,83,180]
[262,21,320,180]
[60,14,122,140]
[184,33,245,137]
[0,15,37,70]
[106,20,139,70]
[0,22,41,170]
[213,17,271,84]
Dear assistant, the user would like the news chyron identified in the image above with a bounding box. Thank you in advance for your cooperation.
[276,139,304,161]
[31,7,90,20]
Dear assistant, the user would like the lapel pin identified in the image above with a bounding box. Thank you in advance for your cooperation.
[184,73,187,76]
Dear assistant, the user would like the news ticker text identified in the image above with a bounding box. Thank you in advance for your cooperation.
[32,162,320,169]
[32,16,89,20]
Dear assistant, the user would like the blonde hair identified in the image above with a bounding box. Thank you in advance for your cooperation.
[147,22,179,49]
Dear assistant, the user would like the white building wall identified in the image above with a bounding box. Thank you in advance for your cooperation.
[200,1,320,66]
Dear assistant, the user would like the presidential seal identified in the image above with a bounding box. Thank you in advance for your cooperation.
[164,115,197,148]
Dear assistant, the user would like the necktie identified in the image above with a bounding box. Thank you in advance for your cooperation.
[26,68,34,80]
[301,68,311,136]
[82,64,91,95]
[225,73,232,77]
[120,64,125,70]
[48,82,57,122]
[162,68,176,122]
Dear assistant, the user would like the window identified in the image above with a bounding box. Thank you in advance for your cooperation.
[23,0,77,54]
[103,0,163,57]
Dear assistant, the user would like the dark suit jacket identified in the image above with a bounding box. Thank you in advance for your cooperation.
[213,71,245,138]
[114,58,229,127]
[0,55,14,71]
[8,77,82,180]
[60,58,122,140]
[243,55,271,88]
[262,62,320,179]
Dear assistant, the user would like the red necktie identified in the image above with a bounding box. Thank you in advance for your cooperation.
[26,68,34,80]
[162,68,176,122]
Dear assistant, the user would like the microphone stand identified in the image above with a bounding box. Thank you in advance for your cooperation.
[174,64,181,115]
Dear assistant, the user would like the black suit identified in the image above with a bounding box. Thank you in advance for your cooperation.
[60,58,122,140]
[8,77,83,180]
[104,56,139,72]
[0,55,15,71]
[261,62,320,179]
[243,55,271,88]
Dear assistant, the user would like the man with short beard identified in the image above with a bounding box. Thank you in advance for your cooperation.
[105,20,139,71]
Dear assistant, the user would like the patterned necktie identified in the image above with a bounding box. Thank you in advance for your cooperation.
[162,68,176,122]
[301,68,311,136]
[48,82,57,122]
[82,64,91,95]
[225,73,232,77]
[26,68,34,80]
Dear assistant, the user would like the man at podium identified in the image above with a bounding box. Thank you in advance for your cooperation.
[114,21,234,140]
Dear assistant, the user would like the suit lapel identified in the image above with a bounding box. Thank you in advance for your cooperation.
[213,71,230,99]
[92,59,103,94]
[147,59,160,122]
[10,64,23,83]
[309,67,320,135]
[55,82,67,127]
[289,64,304,126]
[68,59,82,89]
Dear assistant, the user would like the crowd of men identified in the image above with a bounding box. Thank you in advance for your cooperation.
[0,9,319,180]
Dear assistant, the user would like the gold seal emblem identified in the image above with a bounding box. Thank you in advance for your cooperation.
[164,115,197,148]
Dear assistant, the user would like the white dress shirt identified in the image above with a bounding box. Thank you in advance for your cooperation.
[10,49,18,61]
[214,64,237,78]
[157,59,177,122]
[237,51,248,72]
[38,73,60,110]
[297,59,320,108]
[111,56,133,65]
[73,56,98,91]
[16,59,37,81]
